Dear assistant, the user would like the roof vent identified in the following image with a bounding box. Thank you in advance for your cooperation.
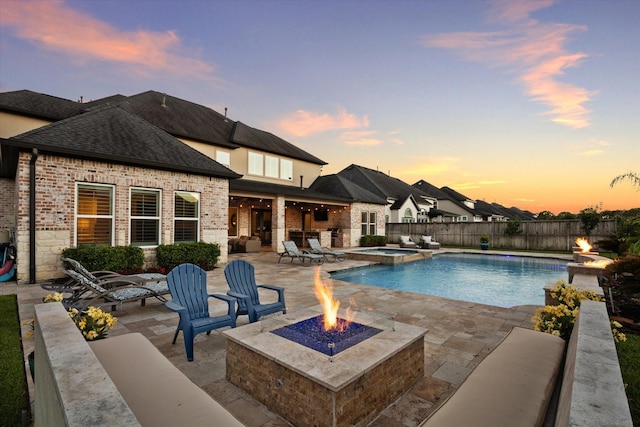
[161,93,167,108]
[224,107,228,123]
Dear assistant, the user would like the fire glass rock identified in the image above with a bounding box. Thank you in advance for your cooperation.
[271,315,382,356]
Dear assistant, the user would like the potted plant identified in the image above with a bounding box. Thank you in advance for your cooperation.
[480,235,490,250]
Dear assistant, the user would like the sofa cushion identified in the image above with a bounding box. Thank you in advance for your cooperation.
[90,333,243,427]
[422,327,565,427]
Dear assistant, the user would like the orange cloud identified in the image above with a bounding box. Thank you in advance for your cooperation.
[0,0,215,79]
[421,1,593,129]
[340,130,382,147]
[276,108,367,137]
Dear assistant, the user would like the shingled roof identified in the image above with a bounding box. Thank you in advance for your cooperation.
[336,164,431,203]
[0,90,88,120]
[4,105,240,179]
[230,178,358,204]
[113,91,238,149]
[309,175,387,204]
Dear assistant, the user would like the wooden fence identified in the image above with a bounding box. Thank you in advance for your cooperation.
[386,219,617,252]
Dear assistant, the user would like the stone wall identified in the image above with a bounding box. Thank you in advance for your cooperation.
[14,152,229,283]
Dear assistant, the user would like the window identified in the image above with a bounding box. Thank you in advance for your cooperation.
[216,151,230,168]
[265,155,279,178]
[130,188,160,246]
[76,183,114,246]
[248,152,264,175]
[174,192,199,243]
[361,211,377,235]
[280,159,293,180]
[402,208,414,223]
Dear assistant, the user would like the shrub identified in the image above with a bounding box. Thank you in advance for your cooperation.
[360,235,386,246]
[62,245,145,273]
[156,242,220,271]
[532,280,603,340]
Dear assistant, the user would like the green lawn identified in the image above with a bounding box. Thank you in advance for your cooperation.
[617,333,640,425]
[0,294,30,426]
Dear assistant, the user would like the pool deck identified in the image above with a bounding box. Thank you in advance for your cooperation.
[6,248,571,426]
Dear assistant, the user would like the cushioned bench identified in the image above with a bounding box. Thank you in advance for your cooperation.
[421,327,566,427]
[90,333,243,427]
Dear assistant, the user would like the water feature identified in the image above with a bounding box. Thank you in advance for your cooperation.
[331,253,568,307]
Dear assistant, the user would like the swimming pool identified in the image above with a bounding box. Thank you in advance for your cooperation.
[330,253,568,307]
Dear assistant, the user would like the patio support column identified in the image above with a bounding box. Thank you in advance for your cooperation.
[272,195,286,253]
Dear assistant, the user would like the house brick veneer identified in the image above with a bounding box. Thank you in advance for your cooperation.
[226,337,424,427]
[14,152,229,283]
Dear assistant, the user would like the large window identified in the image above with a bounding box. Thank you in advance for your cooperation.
[280,159,293,180]
[361,211,377,235]
[130,188,161,246]
[216,151,230,168]
[265,155,279,178]
[174,191,200,243]
[76,183,114,246]
[402,208,414,223]
[248,152,264,175]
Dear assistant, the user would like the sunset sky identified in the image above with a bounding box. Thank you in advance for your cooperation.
[1,0,638,214]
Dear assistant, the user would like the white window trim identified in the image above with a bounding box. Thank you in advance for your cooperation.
[280,159,293,181]
[174,191,200,243]
[129,187,162,247]
[265,155,279,178]
[75,182,115,247]
[248,152,264,176]
[216,150,230,168]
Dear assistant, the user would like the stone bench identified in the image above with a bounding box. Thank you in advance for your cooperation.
[33,302,242,426]
[420,302,632,427]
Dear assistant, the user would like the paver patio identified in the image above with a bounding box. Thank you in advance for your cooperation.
[6,248,543,426]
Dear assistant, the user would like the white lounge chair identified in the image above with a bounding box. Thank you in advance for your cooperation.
[399,235,418,248]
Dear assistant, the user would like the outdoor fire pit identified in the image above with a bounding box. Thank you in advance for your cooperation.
[224,270,426,427]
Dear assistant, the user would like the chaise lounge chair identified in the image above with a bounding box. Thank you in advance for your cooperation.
[419,235,441,250]
[224,259,286,323]
[60,269,170,311]
[399,235,418,248]
[278,241,325,266]
[306,238,346,262]
[165,263,236,361]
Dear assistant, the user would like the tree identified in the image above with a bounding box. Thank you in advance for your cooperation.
[610,171,640,190]
[556,211,577,220]
[536,210,555,220]
[578,206,601,238]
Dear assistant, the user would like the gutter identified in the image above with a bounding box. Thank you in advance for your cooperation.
[29,148,38,283]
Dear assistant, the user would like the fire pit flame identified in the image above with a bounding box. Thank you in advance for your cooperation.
[575,237,592,253]
[313,267,356,331]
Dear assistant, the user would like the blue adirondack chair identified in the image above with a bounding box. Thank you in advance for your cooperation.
[165,263,236,361]
[224,259,286,323]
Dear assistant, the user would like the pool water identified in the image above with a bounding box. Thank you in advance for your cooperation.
[330,253,568,307]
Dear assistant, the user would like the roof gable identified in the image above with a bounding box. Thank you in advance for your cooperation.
[7,105,240,179]
[336,164,426,201]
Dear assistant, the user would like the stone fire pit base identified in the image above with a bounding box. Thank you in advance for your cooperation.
[224,308,426,427]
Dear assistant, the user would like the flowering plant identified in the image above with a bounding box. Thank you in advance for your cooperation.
[611,320,627,343]
[68,306,117,341]
[532,280,603,340]
[43,292,64,303]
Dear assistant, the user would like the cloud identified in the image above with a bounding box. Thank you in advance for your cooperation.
[579,149,605,157]
[340,130,383,147]
[513,197,536,203]
[0,0,216,80]
[421,0,593,129]
[479,180,506,185]
[275,108,367,137]
[402,157,460,176]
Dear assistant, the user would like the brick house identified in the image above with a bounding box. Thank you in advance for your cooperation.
[1,90,386,283]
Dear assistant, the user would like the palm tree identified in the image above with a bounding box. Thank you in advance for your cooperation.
[610,171,640,190]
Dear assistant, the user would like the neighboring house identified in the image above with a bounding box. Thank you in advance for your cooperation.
[438,187,484,222]
[336,164,435,223]
[412,180,459,223]
[0,90,388,282]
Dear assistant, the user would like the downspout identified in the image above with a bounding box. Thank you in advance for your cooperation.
[29,148,38,283]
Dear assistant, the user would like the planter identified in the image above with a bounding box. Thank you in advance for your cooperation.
[480,243,490,250]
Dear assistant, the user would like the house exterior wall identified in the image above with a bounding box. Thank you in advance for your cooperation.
[0,178,17,232]
[13,152,229,283]
[0,111,52,138]
[181,139,322,188]
[348,203,386,247]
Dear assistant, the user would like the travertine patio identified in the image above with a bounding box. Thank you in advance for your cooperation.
[7,249,542,426]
